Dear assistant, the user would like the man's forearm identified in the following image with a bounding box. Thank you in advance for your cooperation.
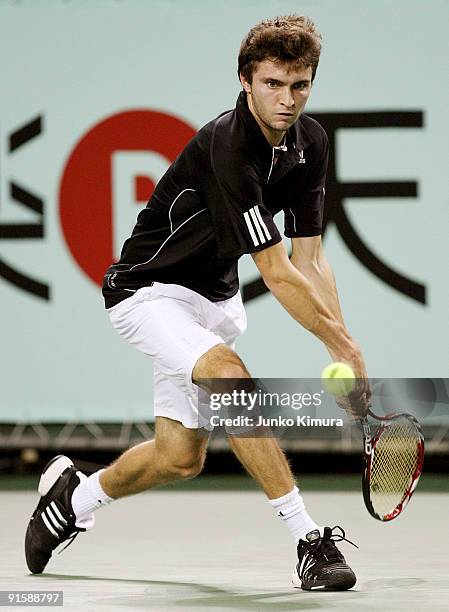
[254,242,370,414]
[290,253,345,327]
[263,263,355,359]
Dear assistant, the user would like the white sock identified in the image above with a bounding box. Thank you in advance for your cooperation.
[71,469,114,527]
[269,486,319,543]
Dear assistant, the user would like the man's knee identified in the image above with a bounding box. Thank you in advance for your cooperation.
[153,417,208,481]
[164,451,205,480]
[193,344,250,381]
[218,359,249,379]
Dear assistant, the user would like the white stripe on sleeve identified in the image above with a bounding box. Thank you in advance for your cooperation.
[249,207,266,244]
[244,210,259,246]
[254,205,272,241]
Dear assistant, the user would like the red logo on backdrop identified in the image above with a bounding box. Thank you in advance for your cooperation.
[59,110,196,286]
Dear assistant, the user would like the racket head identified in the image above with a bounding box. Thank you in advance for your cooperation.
[362,413,424,521]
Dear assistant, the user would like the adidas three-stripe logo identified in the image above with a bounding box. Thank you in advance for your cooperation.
[299,552,315,577]
[243,205,272,247]
[41,501,68,538]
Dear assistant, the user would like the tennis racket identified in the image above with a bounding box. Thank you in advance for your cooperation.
[360,409,424,521]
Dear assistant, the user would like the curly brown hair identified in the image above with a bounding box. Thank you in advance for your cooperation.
[238,14,322,83]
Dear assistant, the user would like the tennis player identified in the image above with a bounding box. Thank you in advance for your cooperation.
[26,15,371,590]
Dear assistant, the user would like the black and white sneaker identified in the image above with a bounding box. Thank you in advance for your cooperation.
[25,455,89,574]
[293,526,358,591]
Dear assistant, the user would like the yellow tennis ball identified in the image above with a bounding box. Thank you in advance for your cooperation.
[321,362,355,396]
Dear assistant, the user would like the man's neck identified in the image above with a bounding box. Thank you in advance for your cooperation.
[246,93,286,148]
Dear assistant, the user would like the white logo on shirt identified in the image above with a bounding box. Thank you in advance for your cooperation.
[244,205,272,247]
[298,150,306,164]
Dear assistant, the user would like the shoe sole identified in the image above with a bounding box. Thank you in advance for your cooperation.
[38,455,74,496]
[292,567,356,591]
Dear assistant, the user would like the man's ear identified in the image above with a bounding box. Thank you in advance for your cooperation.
[239,73,252,93]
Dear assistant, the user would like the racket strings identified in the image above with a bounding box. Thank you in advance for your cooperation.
[370,419,420,517]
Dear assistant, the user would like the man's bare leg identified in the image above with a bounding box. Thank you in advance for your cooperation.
[192,343,295,498]
[192,342,319,546]
[99,417,208,498]
[227,435,295,499]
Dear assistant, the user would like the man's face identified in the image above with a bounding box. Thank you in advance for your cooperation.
[240,59,313,146]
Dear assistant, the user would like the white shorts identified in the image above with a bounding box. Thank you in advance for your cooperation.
[107,283,247,430]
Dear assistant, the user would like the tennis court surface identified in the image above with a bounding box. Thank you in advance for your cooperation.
[1,488,448,611]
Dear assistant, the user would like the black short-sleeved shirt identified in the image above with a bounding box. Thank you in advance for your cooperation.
[102,91,328,308]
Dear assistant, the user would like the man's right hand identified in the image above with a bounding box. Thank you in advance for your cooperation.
[331,347,371,419]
